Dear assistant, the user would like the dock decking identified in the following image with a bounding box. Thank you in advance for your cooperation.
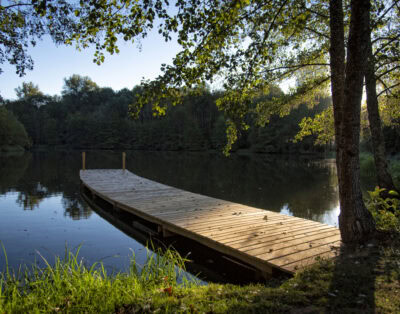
[80,169,342,276]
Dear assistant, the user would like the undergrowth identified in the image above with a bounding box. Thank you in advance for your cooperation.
[366,187,400,234]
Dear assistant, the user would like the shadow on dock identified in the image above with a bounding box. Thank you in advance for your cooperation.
[80,185,289,285]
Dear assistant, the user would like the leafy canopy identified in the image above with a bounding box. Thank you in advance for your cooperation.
[70,0,399,151]
[2,1,399,151]
[0,0,76,76]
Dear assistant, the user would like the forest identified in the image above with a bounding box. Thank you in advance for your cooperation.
[2,75,398,155]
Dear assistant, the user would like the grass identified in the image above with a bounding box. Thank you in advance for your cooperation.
[0,244,193,313]
[1,237,400,313]
[1,192,400,313]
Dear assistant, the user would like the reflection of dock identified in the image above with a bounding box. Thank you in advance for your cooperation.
[80,169,342,277]
[81,190,267,283]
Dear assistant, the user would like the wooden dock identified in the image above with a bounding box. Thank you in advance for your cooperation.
[80,169,342,276]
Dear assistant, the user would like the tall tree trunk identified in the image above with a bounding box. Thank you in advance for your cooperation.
[329,0,375,243]
[365,33,398,193]
[329,0,346,180]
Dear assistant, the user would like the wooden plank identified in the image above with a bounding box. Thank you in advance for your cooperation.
[228,226,338,249]
[209,220,321,241]
[193,217,307,239]
[219,225,335,248]
[262,240,342,266]
[125,199,233,213]
[122,152,126,170]
[80,169,341,275]
[242,230,340,256]
[183,213,302,232]
[154,204,262,220]
[173,211,284,227]
[112,191,200,205]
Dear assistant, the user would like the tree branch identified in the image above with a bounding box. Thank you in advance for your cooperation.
[377,82,400,97]
[0,3,33,10]
[373,33,400,56]
[263,63,330,73]
[376,65,400,80]
[303,26,330,39]
[371,0,400,29]
[303,7,329,19]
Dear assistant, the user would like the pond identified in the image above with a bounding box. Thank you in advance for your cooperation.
[0,150,374,280]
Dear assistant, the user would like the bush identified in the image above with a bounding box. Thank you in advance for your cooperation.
[366,187,400,233]
[0,107,31,149]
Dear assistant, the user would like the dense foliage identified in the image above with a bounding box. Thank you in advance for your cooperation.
[366,187,400,233]
[0,106,30,151]
[0,1,76,76]
[4,76,332,153]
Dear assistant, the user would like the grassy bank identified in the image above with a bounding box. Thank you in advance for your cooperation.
[1,240,400,313]
[1,194,400,313]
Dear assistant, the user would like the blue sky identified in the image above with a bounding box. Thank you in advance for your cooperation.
[0,30,182,100]
[0,28,296,100]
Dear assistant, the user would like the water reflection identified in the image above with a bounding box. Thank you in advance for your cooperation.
[0,151,92,219]
[81,190,270,283]
[125,152,341,225]
[0,152,31,193]
[16,186,46,210]
[63,197,91,220]
[0,151,344,222]
[1,150,371,274]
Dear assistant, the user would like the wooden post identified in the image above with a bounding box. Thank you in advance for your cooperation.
[122,152,126,171]
[82,152,86,170]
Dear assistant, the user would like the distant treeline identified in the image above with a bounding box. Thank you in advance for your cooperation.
[1,75,398,154]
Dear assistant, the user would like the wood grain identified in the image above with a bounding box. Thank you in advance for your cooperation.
[80,169,342,275]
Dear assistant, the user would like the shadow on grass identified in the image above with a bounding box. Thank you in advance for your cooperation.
[326,242,380,312]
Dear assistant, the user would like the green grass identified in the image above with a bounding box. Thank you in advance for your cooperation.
[2,196,400,314]
[0,244,193,313]
[1,238,400,313]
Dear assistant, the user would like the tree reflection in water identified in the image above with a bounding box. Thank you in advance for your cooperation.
[0,150,346,223]
[0,150,377,275]
[0,151,92,219]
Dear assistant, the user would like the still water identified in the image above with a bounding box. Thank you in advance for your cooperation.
[0,150,372,276]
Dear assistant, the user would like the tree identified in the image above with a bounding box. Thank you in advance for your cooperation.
[62,74,99,97]
[4,0,399,242]
[365,30,398,194]
[328,0,375,241]
[15,82,43,99]
[69,0,396,242]
[0,106,31,150]
[62,74,100,112]
[0,1,76,76]
[294,0,400,194]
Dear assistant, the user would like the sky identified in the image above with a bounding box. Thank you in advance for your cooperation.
[0,26,296,100]
[0,30,182,100]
